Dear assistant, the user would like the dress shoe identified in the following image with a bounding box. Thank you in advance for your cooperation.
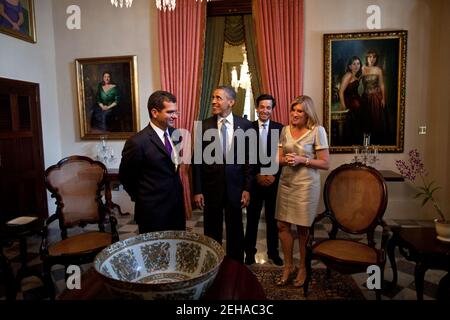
[293,278,305,288]
[275,266,297,286]
[268,255,283,266]
[244,256,256,265]
[293,269,306,287]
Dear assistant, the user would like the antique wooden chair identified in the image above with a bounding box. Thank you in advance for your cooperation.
[304,163,389,300]
[40,156,119,299]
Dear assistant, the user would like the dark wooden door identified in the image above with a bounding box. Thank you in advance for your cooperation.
[0,77,48,223]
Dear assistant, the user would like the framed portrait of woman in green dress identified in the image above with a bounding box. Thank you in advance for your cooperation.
[323,30,407,153]
[75,55,140,140]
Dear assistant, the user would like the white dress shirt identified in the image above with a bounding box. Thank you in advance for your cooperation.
[150,121,178,167]
[217,113,234,152]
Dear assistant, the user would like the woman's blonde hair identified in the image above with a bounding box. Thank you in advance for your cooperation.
[290,95,320,129]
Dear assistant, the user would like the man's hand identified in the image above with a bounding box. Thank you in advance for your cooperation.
[256,174,276,187]
[194,194,205,210]
[241,191,250,208]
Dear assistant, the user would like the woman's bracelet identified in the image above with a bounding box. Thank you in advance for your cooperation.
[305,158,310,167]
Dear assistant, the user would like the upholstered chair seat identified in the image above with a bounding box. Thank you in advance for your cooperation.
[312,239,378,265]
[48,232,113,256]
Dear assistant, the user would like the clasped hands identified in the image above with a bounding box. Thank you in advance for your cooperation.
[99,103,110,111]
[256,174,275,187]
[284,153,308,167]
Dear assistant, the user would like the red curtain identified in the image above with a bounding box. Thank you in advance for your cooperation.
[158,1,206,219]
[253,0,304,125]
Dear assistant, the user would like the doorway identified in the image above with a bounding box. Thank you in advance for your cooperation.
[0,77,48,223]
[199,0,258,120]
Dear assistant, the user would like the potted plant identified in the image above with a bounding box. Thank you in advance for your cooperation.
[395,149,450,241]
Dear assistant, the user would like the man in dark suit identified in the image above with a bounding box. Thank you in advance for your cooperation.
[244,94,284,266]
[193,86,253,263]
[119,90,185,234]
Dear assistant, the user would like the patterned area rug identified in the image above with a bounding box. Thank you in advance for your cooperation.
[249,265,365,300]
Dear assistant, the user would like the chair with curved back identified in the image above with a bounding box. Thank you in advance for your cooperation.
[40,156,119,298]
[304,162,389,300]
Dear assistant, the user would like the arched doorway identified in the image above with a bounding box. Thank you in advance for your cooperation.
[198,0,261,120]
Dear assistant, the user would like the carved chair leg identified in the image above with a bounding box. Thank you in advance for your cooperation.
[1,249,17,299]
[303,249,312,297]
[42,261,56,300]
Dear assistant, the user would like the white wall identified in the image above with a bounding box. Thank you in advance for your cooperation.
[0,0,61,167]
[425,0,450,220]
[1,0,448,220]
[0,0,61,213]
[304,0,449,219]
[52,0,160,166]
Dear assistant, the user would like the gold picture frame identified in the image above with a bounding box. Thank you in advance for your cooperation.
[324,30,407,153]
[75,55,140,140]
[0,0,36,43]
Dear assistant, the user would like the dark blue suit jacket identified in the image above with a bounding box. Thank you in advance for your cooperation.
[193,114,254,207]
[119,125,185,230]
[252,120,284,179]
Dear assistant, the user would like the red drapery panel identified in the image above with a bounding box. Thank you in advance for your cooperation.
[158,1,206,219]
[253,0,304,125]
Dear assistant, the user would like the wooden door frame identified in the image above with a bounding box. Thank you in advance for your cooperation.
[0,77,48,219]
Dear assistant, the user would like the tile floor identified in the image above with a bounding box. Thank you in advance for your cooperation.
[0,207,447,300]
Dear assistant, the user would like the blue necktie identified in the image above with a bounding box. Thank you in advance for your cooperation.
[164,132,173,156]
[221,119,227,158]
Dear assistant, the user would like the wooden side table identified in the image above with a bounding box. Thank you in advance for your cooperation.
[59,256,266,300]
[387,226,450,300]
[0,217,46,299]
[0,246,16,300]
[379,170,404,182]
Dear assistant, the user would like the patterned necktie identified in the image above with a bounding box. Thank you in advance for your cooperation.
[164,131,173,156]
[261,123,268,155]
[221,119,227,157]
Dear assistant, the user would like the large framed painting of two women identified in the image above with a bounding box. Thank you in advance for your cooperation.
[75,55,140,140]
[323,30,407,153]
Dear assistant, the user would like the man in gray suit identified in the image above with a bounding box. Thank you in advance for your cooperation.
[119,90,185,234]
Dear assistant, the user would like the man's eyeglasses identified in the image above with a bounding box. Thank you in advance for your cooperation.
[167,111,180,117]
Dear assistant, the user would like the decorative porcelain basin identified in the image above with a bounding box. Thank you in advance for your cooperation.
[94,231,224,299]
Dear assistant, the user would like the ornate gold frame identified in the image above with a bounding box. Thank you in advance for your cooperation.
[0,0,36,43]
[75,55,140,140]
[323,30,407,153]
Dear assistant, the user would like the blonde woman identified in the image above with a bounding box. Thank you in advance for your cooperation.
[275,95,330,287]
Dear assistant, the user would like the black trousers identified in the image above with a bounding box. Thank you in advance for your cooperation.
[203,200,244,264]
[244,182,279,258]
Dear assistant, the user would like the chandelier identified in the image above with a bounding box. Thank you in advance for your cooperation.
[110,0,133,8]
[110,0,210,11]
[155,0,210,12]
[231,49,251,91]
[156,0,176,11]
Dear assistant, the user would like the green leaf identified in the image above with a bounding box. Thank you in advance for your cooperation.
[421,197,430,206]
[413,193,423,199]
[430,186,441,195]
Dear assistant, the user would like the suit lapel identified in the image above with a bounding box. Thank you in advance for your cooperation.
[146,125,170,157]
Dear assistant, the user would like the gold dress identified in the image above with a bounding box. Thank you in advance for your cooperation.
[275,125,329,227]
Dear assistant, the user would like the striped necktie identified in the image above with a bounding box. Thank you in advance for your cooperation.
[221,119,227,157]
[164,131,173,156]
